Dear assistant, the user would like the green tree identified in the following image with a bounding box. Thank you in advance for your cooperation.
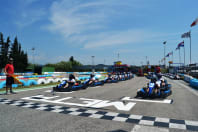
[44,57,83,72]
[69,56,83,71]
[0,32,5,69]
[0,33,10,69]
[9,37,28,72]
[69,56,74,62]
[45,63,56,68]
[55,61,72,72]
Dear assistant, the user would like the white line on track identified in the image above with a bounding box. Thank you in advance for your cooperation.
[131,125,169,132]
[45,90,73,94]
[90,86,101,89]
[121,97,173,104]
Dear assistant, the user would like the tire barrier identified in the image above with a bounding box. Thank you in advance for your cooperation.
[178,73,184,77]
[19,80,28,86]
[46,79,55,84]
[12,84,18,88]
[184,75,194,83]
[54,78,61,82]
[0,72,108,89]
[95,74,101,79]
[78,76,89,80]
[27,80,38,86]
[78,77,83,80]
[37,79,47,85]
[43,72,107,75]
[0,76,6,79]
[0,81,6,89]
[61,78,68,82]
[190,79,198,89]
[0,81,18,89]
[0,76,77,88]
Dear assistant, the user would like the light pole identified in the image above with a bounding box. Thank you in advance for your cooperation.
[189,30,191,64]
[141,61,143,74]
[146,56,148,65]
[163,41,166,68]
[91,56,95,74]
[103,59,106,72]
[32,47,35,71]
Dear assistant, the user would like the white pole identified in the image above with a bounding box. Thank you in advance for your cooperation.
[184,43,185,66]
[164,44,166,68]
[189,30,192,64]
[179,48,181,67]
[91,56,95,74]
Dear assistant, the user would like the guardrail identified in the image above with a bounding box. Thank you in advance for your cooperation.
[183,75,194,83]
[178,74,198,89]
[190,79,198,89]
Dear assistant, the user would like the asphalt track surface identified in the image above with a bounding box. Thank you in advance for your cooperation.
[0,76,198,132]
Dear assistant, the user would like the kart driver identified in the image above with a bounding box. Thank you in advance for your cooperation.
[63,74,76,89]
[88,74,96,85]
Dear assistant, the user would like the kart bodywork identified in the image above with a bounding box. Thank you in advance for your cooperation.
[136,81,172,98]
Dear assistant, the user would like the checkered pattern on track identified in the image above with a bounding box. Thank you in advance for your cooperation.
[0,98,198,131]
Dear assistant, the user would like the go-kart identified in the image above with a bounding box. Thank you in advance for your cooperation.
[136,80,172,98]
[71,80,90,90]
[52,80,71,92]
[52,80,88,92]
[89,80,105,87]
[146,72,155,79]
[104,77,119,83]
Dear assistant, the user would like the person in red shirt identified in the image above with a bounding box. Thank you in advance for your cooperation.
[4,58,16,94]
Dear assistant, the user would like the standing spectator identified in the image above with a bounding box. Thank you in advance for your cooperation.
[4,58,16,94]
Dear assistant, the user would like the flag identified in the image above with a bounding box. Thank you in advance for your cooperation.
[191,18,198,27]
[175,47,180,50]
[177,41,184,48]
[163,41,166,44]
[181,31,191,38]
[169,51,173,56]
[161,58,165,62]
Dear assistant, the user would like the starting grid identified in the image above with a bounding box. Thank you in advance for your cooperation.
[0,97,198,131]
[21,94,173,111]
[0,82,197,132]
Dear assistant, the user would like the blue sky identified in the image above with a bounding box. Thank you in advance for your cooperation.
[0,0,198,66]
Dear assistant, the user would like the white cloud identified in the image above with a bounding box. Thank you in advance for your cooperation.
[83,30,147,49]
[115,49,137,54]
[47,0,142,46]
[46,0,183,50]
[47,0,111,37]
[14,0,46,28]
[20,0,39,5]
[83,30,183,49]
[16,8,46,28]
